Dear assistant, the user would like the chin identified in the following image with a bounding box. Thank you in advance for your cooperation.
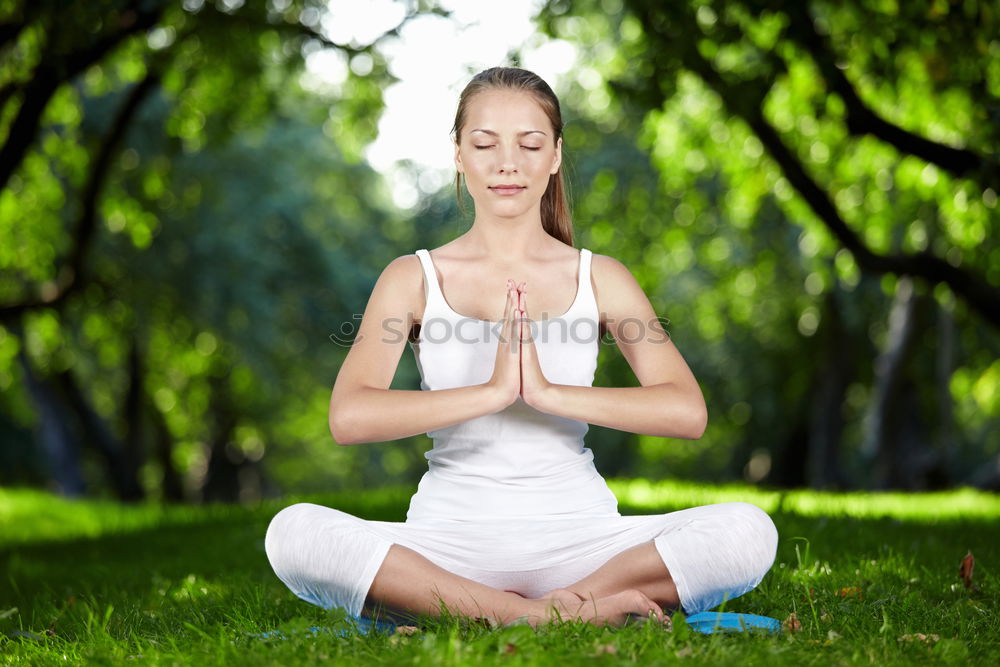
[478,197,538,217]
[490,205,536,220]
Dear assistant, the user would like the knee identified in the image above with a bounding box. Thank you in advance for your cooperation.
[726,502,779,579]
[264,502,321,577]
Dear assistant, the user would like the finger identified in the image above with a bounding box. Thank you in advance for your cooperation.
[502,280,515,347]
[519,291,531,344]
[508,284,520,353]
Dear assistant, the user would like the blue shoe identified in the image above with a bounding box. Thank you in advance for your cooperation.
[684,612,781,634]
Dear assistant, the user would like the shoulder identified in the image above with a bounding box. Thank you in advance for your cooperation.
[590,252,633,279]
[380,252,424,281]
[590,252,643,298]
[365,253,425,316]
[589,252,655,329]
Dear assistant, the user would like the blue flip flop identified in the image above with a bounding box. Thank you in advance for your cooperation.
[344,615,398,635]
[684,611,781,634]
[252,615,398,640]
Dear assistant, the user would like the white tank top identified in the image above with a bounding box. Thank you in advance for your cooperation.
[405,247,620,522]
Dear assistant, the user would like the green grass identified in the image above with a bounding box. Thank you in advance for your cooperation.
[1,480,997,665]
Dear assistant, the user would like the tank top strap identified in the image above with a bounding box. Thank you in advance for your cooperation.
[414,249,446,311]
[579,248,593,292]
[578,248,596,314]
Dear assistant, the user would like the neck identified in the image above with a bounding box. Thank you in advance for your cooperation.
[464,207,556,259]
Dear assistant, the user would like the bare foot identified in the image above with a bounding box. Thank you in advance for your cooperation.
[531,589,669,628]
[532,588,584,608]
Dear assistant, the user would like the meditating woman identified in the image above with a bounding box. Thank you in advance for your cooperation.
[265,66,778,628]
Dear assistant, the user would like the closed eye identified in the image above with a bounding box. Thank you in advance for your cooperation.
[472,145,541,151]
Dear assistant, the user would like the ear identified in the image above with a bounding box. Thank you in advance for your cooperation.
[550,136,562,175]
[453,138,465,174]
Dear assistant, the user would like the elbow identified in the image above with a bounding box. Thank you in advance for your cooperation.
[685,400,708,440]
[690,409,708,439]
[329,404,360,446]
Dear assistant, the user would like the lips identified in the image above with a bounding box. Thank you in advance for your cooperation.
[489,184,526,195]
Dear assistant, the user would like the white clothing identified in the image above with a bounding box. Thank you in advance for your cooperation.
[265,247,778,617]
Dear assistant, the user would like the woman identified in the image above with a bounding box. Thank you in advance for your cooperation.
[265,67,777,628]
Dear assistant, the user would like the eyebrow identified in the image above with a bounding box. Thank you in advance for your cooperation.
[470,129,547,137]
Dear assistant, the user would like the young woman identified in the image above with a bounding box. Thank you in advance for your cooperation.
[265,67,777,628]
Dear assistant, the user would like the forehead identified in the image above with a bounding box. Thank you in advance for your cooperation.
[462,89,553,134]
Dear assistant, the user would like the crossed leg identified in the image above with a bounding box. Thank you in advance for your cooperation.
[568,540,679,607]
[362,540,675,628]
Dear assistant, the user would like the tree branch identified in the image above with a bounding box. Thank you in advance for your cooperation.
[0,69,161,323]
[205,3,444,57]
[780,2,999,188]
[628,0,1000,329]
[0,2,166,192]
[0,0,43,52]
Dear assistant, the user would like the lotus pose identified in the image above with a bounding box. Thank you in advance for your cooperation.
[265,67,777,628]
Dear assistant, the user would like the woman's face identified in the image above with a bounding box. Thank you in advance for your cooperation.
[454,89,562,221]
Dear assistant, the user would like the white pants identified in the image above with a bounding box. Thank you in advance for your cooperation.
[264,501,778,618]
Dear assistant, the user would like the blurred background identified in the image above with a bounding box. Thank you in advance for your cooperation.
[0,0,997,504]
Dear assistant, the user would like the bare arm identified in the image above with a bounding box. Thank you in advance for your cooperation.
[532,255,707,439]
[329,255,505,446]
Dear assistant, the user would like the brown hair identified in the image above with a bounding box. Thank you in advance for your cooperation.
[451,67,573,247]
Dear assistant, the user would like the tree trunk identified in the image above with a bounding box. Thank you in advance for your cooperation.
[200,375,243,503]
[149,392,185,502]
[933,293,957,487]
[769,405,809,488]
[53,367,145,501]
[124,335,145,484]
[864,277,940,489]
[13,328,86,497]
[806,286,850,489]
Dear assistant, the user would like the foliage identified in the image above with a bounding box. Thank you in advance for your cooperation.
[0,0,429,499]
[535,0,1000,486]
[1,0,998,499]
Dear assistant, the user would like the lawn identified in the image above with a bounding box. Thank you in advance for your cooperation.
[1,481,997,665]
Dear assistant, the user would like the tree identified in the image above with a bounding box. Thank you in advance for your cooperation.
[0,0,424,499]
[538,0,999,488]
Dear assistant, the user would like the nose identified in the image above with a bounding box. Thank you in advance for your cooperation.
[498,143,518,174]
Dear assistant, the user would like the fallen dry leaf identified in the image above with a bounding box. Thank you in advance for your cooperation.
[783,612,802,634]
[959,551,979,591]
[898,633,940,643]
[675,646,694,658]
[395,625,420,635]
[837,586,864,600]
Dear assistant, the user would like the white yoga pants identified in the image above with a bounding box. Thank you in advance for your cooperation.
[264,501,779,618]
